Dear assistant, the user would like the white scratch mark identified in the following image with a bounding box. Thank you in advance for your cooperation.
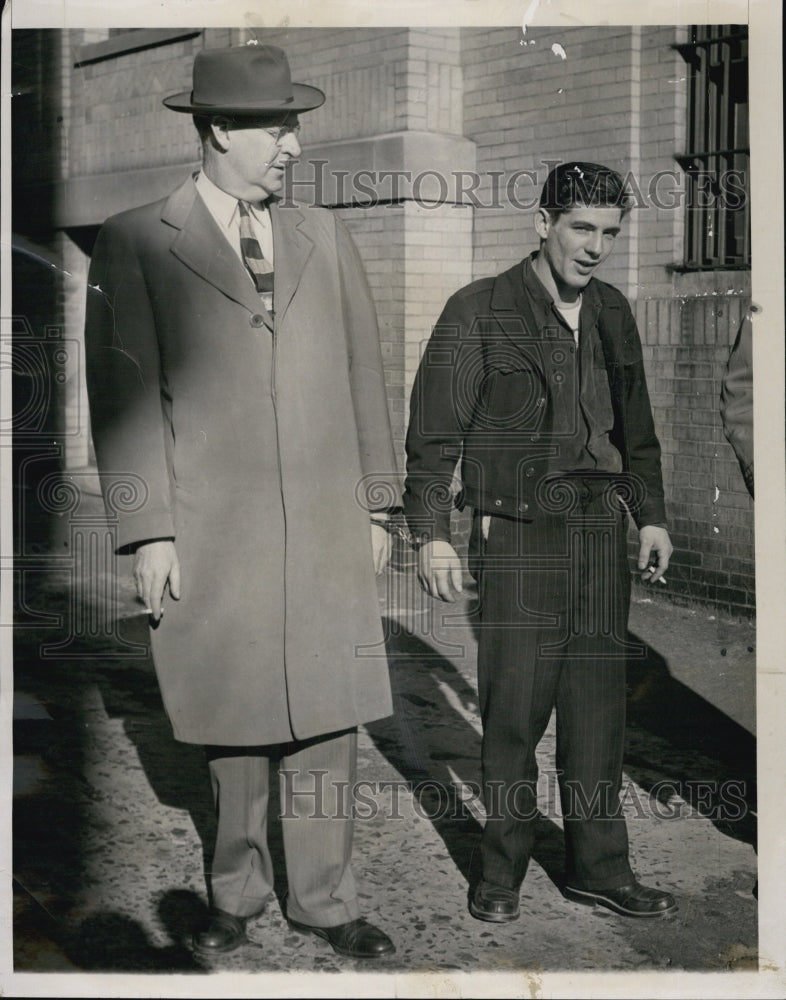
[521,0,541,37]
[551,43,567,60]
[435,678,481,736]
[714,486,720,502]
[11,241,73,279]
[446,764,487,824]
[713,526,720,534]
[520,0,550,42]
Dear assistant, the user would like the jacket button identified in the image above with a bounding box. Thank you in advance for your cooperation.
[518,502,529,513]
[525,467,536,478]
[530,433,540,442]
[250,313,266,327]
[494,499,503,507]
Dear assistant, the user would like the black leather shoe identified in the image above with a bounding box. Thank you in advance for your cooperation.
[288,917,395,958]
[469,880,520,922]
[192,909,248,954]
[564,881,677,917]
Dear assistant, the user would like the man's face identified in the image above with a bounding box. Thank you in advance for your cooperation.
[220,117,302,201]
[534,205,623,294]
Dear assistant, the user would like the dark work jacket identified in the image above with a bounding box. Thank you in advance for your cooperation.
[403,255,667,542]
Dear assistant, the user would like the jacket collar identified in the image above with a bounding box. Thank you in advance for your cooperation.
[490,252,604,331]
[491,250,603,325]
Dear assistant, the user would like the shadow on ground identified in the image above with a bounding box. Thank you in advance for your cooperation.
[624,631,757,849]
[13,572,756,972]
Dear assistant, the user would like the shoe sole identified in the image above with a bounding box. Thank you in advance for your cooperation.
[287,920,395,958]
[469,900,520,923]
[564,886,677,918]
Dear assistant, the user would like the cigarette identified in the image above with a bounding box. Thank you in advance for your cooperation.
[646,566,667,584]
[141,608,164,615]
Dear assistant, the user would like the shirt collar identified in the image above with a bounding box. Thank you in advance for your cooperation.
[195,171,269,228]
[523,251,602,314]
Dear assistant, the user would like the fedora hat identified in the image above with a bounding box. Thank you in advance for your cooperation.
[163,43,325,116]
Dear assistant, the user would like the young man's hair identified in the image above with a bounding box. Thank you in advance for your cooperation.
[539,161,633,219]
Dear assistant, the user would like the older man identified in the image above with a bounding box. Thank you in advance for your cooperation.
[404,162,677,923]
[85,43,399,958]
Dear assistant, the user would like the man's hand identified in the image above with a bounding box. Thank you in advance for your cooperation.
[370,522,392,576]
[133,539,181,620]
[417,539,464,602]
[637,525,673,584]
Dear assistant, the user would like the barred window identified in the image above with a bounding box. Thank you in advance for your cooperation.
[675,25,750,270]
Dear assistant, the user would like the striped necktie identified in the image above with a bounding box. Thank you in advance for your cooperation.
[237,201,274,305]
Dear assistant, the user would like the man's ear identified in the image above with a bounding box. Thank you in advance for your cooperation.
[534,207,551,240]
[209,118,232,152]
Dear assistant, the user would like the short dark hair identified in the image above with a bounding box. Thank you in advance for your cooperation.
[539,161,633,219]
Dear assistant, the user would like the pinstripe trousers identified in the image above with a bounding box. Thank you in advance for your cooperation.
[471,480,636,891]
[204,729,360,927]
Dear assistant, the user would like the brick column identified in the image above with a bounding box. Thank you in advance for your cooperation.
[289,28,476,463]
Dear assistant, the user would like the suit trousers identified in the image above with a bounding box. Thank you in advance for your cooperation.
[471,479,636,891]
[205,729,360,927]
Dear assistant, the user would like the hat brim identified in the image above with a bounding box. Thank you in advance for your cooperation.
[162,82,326,115]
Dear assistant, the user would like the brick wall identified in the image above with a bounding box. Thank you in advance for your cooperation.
[69,29,236,176]
[461,26,640,297]
[639,295,755,614]
[335,199,474,458]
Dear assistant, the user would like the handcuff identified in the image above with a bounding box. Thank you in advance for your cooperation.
[369,515,414,545]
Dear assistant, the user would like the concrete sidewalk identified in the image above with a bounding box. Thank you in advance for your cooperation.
[10,515,759,989]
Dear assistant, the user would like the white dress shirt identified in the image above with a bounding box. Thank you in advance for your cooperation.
[195,170,275,269]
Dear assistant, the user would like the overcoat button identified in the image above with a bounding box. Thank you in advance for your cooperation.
[525,467,536,477]
[494,499,503,507]
[518,502,529,513]
[250,314,265,327]
[530,433,540,442]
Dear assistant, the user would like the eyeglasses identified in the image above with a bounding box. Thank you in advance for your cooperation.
[261,123,302,144]
[225,119,302,143]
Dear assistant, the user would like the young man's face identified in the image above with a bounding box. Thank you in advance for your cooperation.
[534,205,623,298]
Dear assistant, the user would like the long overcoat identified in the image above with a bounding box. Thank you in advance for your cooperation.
[85,176,399,746]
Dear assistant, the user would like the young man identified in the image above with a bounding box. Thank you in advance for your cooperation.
[85,43,399,958]
[404,162,676,921]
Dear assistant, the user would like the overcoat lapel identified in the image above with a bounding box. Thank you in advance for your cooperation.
[162,177,274,329]
[269,199,314,327]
